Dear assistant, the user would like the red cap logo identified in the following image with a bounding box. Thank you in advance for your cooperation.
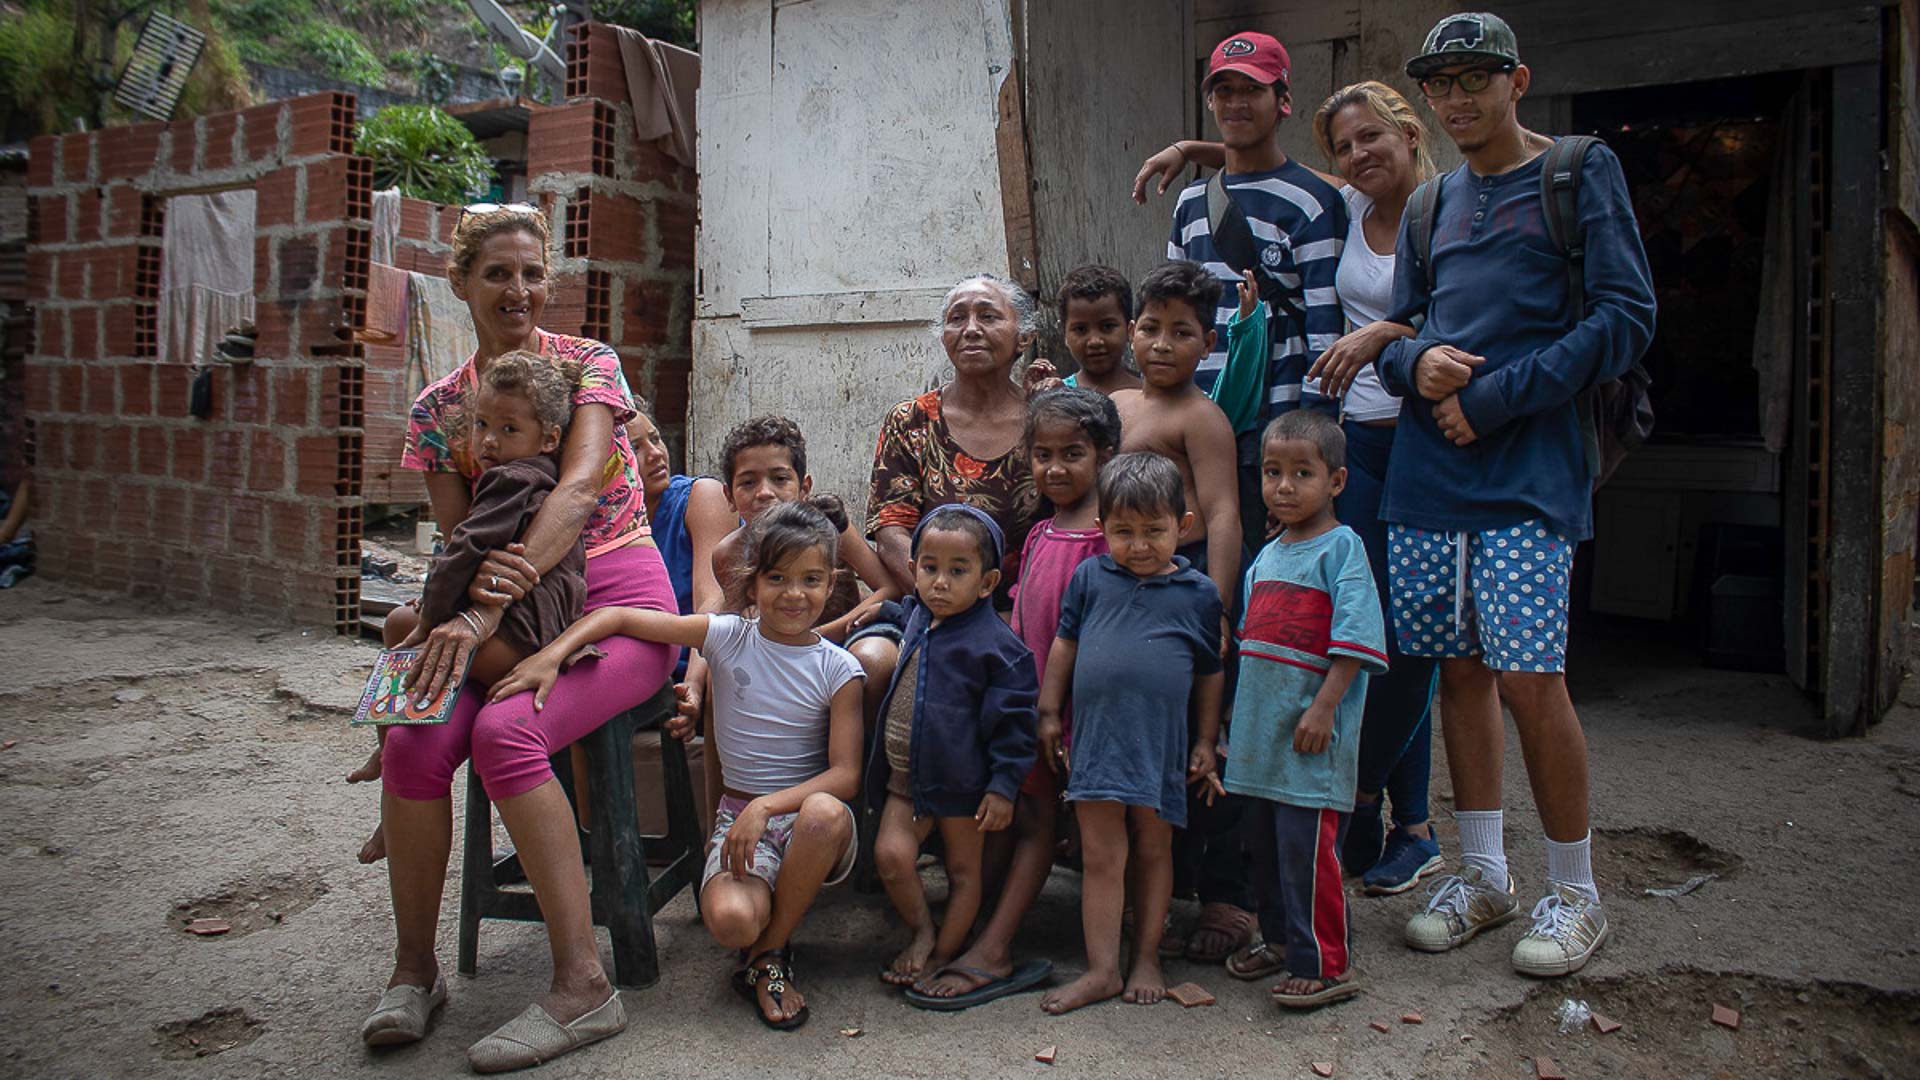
[1206,31,1291,91]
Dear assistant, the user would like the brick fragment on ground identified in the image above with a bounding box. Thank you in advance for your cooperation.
[1167,982,1216,1007]
[1369,1020,1391,1033]
[1401,1011,1423,1024]
[1711,1004,1741,1030]
[1591,1012,1622,1034]
[185,918,230,936]
[1535,1057,1567,1080]
[1310,1062,1334,1077]
[1034,1045,1056,1065]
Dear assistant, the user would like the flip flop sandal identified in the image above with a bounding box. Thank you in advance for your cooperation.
[1225,941,1287,981]
[1272,976,1363,1010]
[902,959,1053,1012]
[743,949,810,1031]
[1186,902,1257,963]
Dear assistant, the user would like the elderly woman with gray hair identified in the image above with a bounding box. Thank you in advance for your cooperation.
[866,273,1044,606]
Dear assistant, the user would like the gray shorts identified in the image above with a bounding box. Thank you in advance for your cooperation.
[700,794,858,893]
[843,600,906,649]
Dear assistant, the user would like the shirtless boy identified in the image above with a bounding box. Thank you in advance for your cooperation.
[1112,260,1241,611]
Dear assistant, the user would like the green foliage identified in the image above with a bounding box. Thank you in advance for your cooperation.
[593,0,697,47]
[357,104,496,203]
[338,0,429,26]
[213,0,386,87]
[293,23,386,85]
[175,7,256,119]
[211,0,316,63]
[0,3,89,137]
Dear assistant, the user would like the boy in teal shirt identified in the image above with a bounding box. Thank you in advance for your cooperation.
[1225,409,1385,1008]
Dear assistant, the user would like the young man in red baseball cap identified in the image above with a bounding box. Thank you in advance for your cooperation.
[1139,29,1351,976]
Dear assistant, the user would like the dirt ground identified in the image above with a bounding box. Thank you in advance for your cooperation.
[2,579,1917,1079]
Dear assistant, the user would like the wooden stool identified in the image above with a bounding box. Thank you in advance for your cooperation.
[457,685,702,989]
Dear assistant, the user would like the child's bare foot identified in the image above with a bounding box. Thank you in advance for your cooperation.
[346,745,383,784]
[1039,970,1123,1015]
[881,925,936,986]
[1122,955,1167,1004]
[358,824,387,865]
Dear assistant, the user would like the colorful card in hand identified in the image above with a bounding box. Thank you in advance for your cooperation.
[350,648,469,726]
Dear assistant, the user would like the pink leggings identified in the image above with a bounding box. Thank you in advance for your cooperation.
[383,541,678,802]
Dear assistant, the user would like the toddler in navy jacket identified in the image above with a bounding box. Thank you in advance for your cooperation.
[868,505,1038,991]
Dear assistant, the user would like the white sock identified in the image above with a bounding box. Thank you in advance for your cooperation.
[1545,832,1598,901]
[1455,810,1507,887]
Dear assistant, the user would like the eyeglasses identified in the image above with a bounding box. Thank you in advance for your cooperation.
[1418,65,1513,99]
[455,202,541,226]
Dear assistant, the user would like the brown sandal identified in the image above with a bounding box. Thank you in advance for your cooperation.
[1185,902,1256,963]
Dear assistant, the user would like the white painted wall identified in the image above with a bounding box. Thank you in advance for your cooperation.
[693,0,1017,510]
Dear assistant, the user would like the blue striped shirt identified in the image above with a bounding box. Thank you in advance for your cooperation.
[1167,160,1348,418]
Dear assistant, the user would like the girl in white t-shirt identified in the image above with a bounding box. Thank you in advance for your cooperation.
[491,500,864,1033]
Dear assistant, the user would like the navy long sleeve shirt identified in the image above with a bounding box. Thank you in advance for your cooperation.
[1376,140,1656,540]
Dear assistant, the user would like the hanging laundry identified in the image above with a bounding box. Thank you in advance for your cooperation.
[613,28,698,167]
[158,190,256,366]
[405,271,476,401]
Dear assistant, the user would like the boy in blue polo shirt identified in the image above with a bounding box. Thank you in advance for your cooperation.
[1378,11,1656,977]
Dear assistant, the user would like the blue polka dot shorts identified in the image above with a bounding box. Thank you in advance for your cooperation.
[1386,520,1574,673]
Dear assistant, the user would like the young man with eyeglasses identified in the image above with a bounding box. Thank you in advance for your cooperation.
[1376,12,1656,977]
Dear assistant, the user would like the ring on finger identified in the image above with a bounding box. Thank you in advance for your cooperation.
[490,575,500,589]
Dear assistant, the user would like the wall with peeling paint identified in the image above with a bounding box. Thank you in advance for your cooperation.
[692,0,1017,509]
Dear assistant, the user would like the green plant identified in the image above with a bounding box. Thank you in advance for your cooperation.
[339,0,429,25]
[292,23,385,85]
[0,3,89,137]
[357,104,495,203]
[593,0,696,46]
[211,0,316,63]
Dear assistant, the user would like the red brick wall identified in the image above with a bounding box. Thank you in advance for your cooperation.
[25,35,703,630]
[540,22,698,448]
[24,93,370,632]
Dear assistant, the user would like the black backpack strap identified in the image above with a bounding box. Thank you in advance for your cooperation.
[1205,170,1304,322]
[1539,134,1612,481]
[1405,175,1441,292]
[1540,135,1598,322]
[1403,176,1441,329]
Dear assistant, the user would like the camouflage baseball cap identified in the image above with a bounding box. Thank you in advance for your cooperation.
[1406,12,1520,79]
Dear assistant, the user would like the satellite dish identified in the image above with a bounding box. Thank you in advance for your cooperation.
[113,12,207,121]
[467,0,567,87]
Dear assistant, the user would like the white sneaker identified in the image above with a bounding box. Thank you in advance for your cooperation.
[1403,863,1519,953]
[1511,882,1610,977]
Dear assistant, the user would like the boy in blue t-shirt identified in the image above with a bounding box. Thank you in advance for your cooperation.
[1225,410,1386,1009]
